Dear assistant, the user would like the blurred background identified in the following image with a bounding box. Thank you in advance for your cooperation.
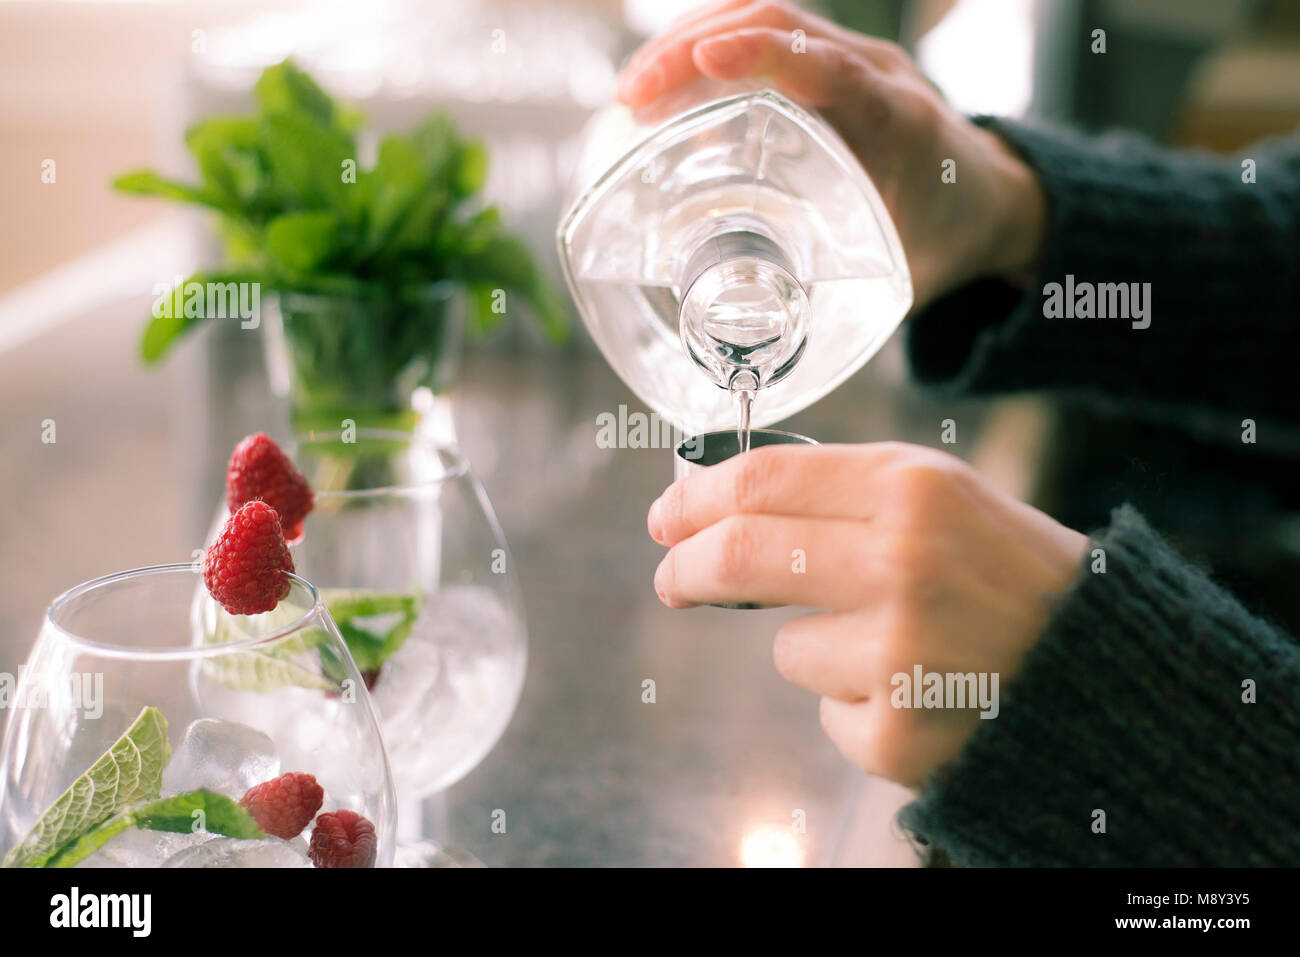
[2,0,1299,866]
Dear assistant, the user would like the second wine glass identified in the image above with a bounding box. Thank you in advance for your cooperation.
[207,429,527,863]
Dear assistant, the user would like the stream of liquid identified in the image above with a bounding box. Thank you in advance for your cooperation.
[730,370,758,454]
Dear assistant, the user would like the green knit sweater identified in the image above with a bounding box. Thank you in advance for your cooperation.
[897,118,1300,866]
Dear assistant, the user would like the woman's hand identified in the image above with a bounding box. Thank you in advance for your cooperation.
[647,442,1089,786]
[617,0,1047,310]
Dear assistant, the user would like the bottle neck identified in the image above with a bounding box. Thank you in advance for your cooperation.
[678,229,795,292]
[677,228,810,390]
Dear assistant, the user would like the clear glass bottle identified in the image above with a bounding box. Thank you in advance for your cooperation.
[558,78,913,437]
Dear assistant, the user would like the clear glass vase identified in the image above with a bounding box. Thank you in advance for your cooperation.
[264,283,463,446]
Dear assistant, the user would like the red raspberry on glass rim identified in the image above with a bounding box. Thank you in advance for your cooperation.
[240,772,324,840]
[202,500,295,616]
[309,809,378,868]
[226,432,314,542]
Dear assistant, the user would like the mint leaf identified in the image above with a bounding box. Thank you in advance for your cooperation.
[265,211,342,274]
[135,789,264,838]
[199,601,337,693]
[139,270,258,364]
[322,589,421,674]
[322,590,420,620]
[454,140,488,197]
[259,112,355,215]
[3,707,170,868]
[255,59,337,126]
[46,817,135,870]
[112,169,228,211]
[363,135,429,252]
[334,621,388,672]
[46,790,264,869]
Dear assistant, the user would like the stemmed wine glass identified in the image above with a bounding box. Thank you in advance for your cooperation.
[206,429,527,865]
[0,564,396,868]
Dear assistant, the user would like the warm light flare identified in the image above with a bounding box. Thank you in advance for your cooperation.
[740,824,806,868]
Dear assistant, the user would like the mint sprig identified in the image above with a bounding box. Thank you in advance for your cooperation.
[3,706,171,868]
[113,58,570,367]
[199,600,337,693]
[322,589,422,674]
[47,790,264,869]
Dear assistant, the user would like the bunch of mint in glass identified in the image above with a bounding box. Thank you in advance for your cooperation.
[113,58,569,365]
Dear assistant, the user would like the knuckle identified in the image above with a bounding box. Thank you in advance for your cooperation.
[754,1,797,27]
[877,530,938,589]
[877,40,917,79]
[890,451,969,520]
[731,446,778,512]
[714,515,756,585]
[661,479,689,535]
[895,462,948,513]
[875,39,907,64]
[874,597,921,666]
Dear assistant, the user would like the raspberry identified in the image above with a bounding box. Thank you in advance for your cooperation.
[309,810,378,868]
[240,772,324,839]
[226,432,314,541]
[202,500,294,615]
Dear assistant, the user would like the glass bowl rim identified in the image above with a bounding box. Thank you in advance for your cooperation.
[45,563,324,661]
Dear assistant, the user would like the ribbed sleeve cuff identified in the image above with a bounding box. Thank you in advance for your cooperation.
[897,505,1300,866]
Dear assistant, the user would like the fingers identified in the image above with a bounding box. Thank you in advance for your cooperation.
[667,0,753,34]
[617,1,808,106]
[693,29,872,106]
[621,1,764,89]
[819,696,896,778]
[773,610,879,700]
[648,443,908,547]
[653,514,869,609]
[819,695,970,787]
[618,1,908,107]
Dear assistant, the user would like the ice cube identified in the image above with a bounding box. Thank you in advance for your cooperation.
[162,718,280,798]
[162,836,312,868]
[76,828,215,868]
[371,585,525,798]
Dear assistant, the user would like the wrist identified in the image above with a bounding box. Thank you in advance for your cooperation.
[981,126,1048,280]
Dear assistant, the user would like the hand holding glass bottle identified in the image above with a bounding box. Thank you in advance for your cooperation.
[616,0,1049,313]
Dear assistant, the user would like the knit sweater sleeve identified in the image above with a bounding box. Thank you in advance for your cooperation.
[897,505,1300,866]
[905,118,1300,443]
